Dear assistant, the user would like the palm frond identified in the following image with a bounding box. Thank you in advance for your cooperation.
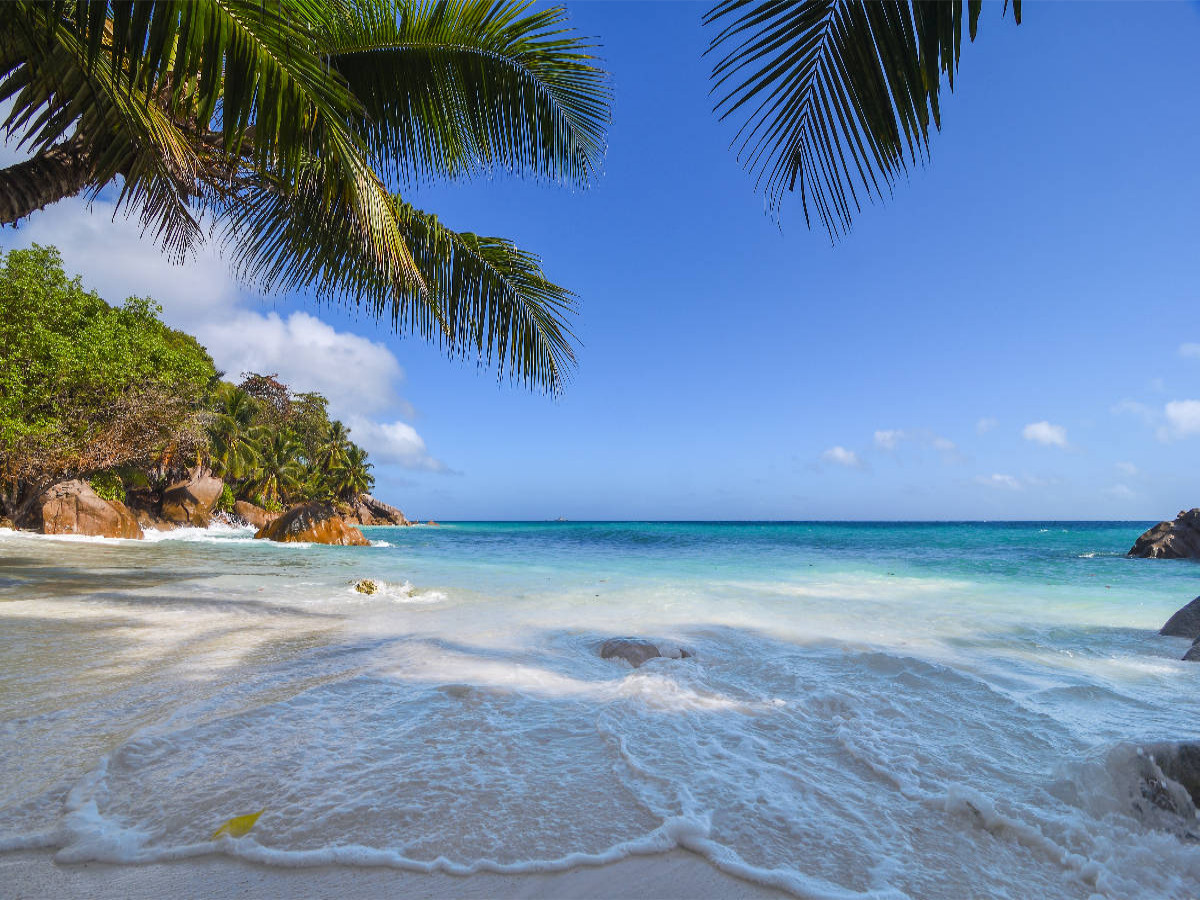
[323,0,610,185]
[705,0,1020,238]
[219,175,576,393]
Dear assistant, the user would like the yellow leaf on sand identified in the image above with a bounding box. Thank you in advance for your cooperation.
[211,808,266,840]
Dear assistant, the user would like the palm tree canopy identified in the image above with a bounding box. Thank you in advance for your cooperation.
[704,0,1021,239]
[0,0,611,393]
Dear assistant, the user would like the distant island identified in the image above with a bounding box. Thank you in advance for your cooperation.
[0,245,411,544]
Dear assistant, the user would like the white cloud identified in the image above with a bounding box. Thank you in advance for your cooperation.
[874,430,905,451]
[821,446,863,469]
[0,193,444,472]
[1115,461,1138,476]
[1180,343,1200,359]
[1022,421,1068,448]
[976,417,998,435]
[931,436,957,453]
[1105,484,1137,500]
[1164,400,1200,438]
[197,311,412,418]
[975,474,1023,491]
[344,416,446,472]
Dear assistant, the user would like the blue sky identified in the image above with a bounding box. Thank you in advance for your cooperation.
[5,1,1200,520]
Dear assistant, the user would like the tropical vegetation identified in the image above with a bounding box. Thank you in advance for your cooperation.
[704,0,1022,238]
[0,244,374,522]
[0,0,611,393]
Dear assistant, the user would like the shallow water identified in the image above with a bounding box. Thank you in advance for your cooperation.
[1,521,1198,898]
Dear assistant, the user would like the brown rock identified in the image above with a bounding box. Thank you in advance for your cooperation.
[234,500,279,530]
[343,494,410,526]
[1129,510,1200,559]
[254,503,369,546]
[161,469,224,527]
[39,480,143,539]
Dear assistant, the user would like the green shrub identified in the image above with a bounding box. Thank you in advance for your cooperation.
[89,471,126,504]
[215,483,236,513]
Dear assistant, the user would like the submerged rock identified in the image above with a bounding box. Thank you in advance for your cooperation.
[1136,743,1200,816]
[38,479,142,539]
[234,500,278,530]
[1129,509,1200,559]
[1161,596,1200,639]
[1184,638,1200,662]
[161,469,224,527]
[255,502,369,546]
[600,637,692,668]
[354,579,379,595]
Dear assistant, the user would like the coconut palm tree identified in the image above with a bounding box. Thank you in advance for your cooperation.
[331,444,374,500]
[209,385,260,480]
[0,1,609,392]
[245,430,305,507]
[704,0,1021,239]
[314,420,352,473]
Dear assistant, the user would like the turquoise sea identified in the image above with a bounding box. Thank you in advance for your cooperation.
[2,521,1199,897]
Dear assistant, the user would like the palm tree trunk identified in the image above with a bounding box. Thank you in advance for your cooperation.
[0,134,97,224]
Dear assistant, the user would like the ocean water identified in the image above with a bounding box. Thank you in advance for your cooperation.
[1,521,1199,898]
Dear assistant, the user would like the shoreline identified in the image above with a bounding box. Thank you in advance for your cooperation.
[1,849,792,900]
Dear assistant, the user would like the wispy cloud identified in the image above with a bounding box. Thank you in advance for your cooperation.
[873,428,959,460]
[1180,343,1200,359]
[1115,461,1139,476]
[1105,484,1137,500]
[873,430,905,451]
[1022,421,1068,448]
[976,417,998,435]
[1112,399,1157,425]
[975,473,1023,491]
[822,446,863,469]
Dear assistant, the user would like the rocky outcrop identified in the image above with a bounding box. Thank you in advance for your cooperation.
[343,494,410,526]
[254,503,369,546]
[354,579,379,594]
[1129,510,1200,559]
[233,500,278,530]
[599,638,692,668]
[38,480,143,539]
[160,469,224,527]
[1161,597,1200,639]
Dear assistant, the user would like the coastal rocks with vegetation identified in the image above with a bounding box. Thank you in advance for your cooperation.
[344,494,410,526]
[160,469,224,527]
[233,500,278,530]
[600,638,693,668]
[354,579,379,594]
[255,503,369,546]
[37,480,143,539]
[1129,510,1200,559]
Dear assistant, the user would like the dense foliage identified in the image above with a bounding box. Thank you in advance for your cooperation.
[213,377,375,509]
[0,244,216,518]
[0,245,373,520]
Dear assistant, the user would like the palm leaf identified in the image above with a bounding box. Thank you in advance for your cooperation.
[322,0,610,185]
[218,173,576,393]
[705,0,1020,238]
